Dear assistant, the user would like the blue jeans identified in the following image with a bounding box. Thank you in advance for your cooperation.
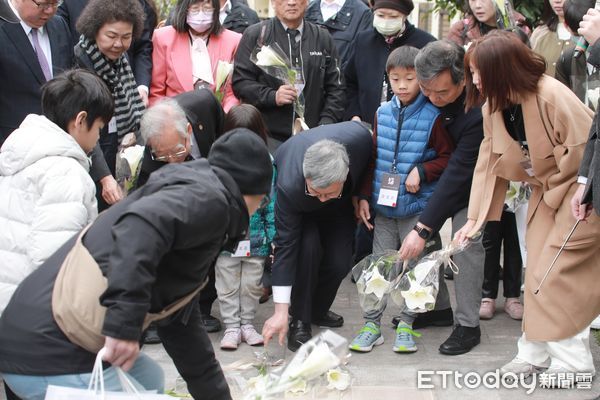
[2,353,164,400]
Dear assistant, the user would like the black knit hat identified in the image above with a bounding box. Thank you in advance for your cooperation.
[208,128,272,195]
[372,0,414,15]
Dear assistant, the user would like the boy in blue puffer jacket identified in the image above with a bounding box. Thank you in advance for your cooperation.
[351,46,454,354]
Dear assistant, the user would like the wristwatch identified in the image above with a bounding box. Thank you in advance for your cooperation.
[413,224,431,240]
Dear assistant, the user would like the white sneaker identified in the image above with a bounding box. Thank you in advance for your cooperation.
[591,314,600,330]
[500,357,548,378]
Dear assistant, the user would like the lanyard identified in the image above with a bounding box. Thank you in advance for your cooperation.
[391,106,406,173]
[506,105,528,155]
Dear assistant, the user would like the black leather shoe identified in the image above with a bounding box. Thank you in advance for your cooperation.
[392,308,453,329]
[288,320,312,352]
[201,314,222,333]
[142,324,161,345]
[439,325,481,355]
[312,310,344,328]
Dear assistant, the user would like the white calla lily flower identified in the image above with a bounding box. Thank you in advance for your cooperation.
[364,267,391,300]
[246,375,268,392]
[121,144,145,174]
[326,368,351,391]
[215,61,233,91]
[286,378,308,394]
[255,45,287,68]
[287,342,339,380]
[401,281,436,311]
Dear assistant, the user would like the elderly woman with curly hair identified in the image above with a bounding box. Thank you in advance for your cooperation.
[75,0,147,211]
[150,0,241,112]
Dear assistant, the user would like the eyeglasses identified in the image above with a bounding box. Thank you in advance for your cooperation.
[150,143,187,162]
[30,0,63,10]
[188,3,215,14]
[259,194,271,210]
[304,182,343,201]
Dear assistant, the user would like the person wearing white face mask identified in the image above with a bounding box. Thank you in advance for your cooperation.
[150,0,242,112]
[344,0,436,127]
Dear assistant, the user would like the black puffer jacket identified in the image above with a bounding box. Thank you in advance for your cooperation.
[0,159,247,400]
[233,18,345,141]
[222,0,260,34]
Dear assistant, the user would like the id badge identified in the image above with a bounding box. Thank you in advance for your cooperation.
[232,240,251,257]
[108,117,117,134]
[377,172,401,207]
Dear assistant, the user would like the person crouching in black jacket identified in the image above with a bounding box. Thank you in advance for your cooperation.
[0,129,272,400]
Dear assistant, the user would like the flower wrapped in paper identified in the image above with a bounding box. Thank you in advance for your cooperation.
[115,143,144,193]
[226,330,351,399]
[505,181,531,213]
[352,250,405,315]
[251,43,307,134]
[390,235,482,313]
[214,60,233,103]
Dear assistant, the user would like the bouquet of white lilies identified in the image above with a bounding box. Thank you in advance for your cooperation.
[251,43,308,134]
[390,236,481,313]
[214,60,233,103]
[115,143,144,193]
[352,251,405,315]
[225,330,352,399]
[505,181,530,213]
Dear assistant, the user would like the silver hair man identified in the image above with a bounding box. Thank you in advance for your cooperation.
[140,98,188,145]
[302,139,349,189]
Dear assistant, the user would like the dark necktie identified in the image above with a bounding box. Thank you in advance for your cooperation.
[287,28,300,67]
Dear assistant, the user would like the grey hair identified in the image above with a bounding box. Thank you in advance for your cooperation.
[302,139,349,188]
[415,40,465,85]
[140,98,188,145]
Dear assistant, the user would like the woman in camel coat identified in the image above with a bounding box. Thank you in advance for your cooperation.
[456,31,600,383]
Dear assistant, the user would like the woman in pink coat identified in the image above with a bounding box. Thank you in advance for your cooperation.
[150,0,241,111]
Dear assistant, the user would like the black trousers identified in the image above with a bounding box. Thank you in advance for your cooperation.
[157,304,230,400]
[290,198,356,323]
[482,210,523,299]
[199,263,218,316]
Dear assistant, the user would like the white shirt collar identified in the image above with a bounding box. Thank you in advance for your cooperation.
[219,0,232,23]
[220,0,232,13]
[320,0,345,22]
[279,20,304,35]
[321,0,345,9]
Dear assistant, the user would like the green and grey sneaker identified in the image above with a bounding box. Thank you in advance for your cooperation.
[393,321,421,353]
[349,322,384,352]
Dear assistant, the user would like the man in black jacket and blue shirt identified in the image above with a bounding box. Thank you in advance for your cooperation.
[0,129,273,400]
[232,0,345,149]
[397,40,486,355]
[262,121,372,352]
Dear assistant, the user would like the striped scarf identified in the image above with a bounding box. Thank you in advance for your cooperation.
[78,36,144,139]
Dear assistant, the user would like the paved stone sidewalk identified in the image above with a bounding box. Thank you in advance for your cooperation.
[143,275,600,400]
[2,223,599,400]
[143,221,600,400]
